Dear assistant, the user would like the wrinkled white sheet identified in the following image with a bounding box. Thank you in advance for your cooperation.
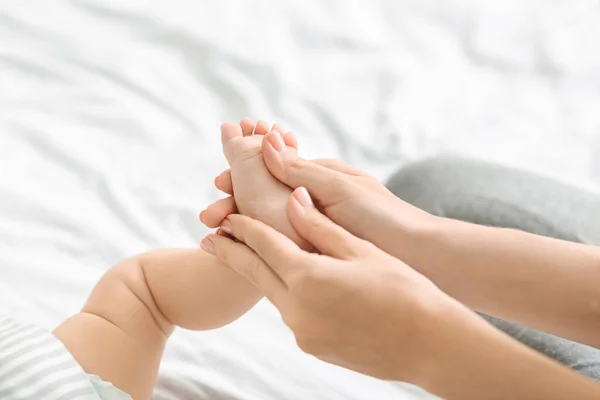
[1,1,599,399]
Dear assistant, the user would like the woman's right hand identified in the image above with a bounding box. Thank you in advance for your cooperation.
[201,187,455,385]
[208,130,440,263]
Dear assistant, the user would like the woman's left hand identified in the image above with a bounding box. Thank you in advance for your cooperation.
[200,186,455,383]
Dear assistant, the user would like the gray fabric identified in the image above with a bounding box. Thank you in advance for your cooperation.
[386,156,600,380]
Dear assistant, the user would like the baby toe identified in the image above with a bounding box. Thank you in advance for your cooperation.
[221,122,244,162]
[240,118,255,136]
[254,120,271,135]
[221,122,243,142]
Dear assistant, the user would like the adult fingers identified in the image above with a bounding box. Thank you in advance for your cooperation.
[262,132,350,207]
[201,234,287,306]
[214,170,233,195]
[270,126,298,150]
[271,130,298,150]
[213,151,347,197]
[199,197,237,228]
[219,214,309,281]
[214,156,361,197]
[216,124,296,196]
[283,131,298,149]
[287,187,369,259]
[267,129,298,150]
[311,158,367,176]
[271,123,285,135]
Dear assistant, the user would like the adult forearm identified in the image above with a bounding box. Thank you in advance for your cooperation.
[402,217,600,348]
[415,299,600,400]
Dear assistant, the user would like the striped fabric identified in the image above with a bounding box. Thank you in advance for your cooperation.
[0,315,128,400]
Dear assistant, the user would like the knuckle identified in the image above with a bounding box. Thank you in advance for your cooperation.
[330,178,350,195]
[288,267,312,289]
[361,240,378,254]
[246,228,269,255]
[214,242,232,265]
[245,256,264,284]
[288,155,307,173]
[313,215,330,228]
[227,214,248,238]
[321,158,336,167]
[307,213,330,231]
[289,263,325,290]
[230,215,265,249]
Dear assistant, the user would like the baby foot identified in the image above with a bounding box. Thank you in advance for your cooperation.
[218,119,310,250]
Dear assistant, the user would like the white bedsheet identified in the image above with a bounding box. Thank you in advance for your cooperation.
[1,1,599,399]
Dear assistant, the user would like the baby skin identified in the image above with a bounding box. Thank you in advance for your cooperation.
[202,118,310,250]
[53,119,306,399]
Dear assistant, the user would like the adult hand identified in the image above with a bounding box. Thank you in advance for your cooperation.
[200,188,600,400]
[204,131,439,264]
[200,186,453,383]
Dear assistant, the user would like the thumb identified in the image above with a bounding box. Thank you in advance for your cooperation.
[286,187,368,260]
[262,132,349,207]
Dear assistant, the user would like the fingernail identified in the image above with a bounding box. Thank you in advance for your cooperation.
[268,131,285,152]
[220,219,232,234]
[294,187,313,207]
[201,236,215,254]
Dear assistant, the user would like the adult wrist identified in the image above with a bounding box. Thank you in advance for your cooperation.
[405,295,471,384]
[383,285,464,385]
[386,206,450,273]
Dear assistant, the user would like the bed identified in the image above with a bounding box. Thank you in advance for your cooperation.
[1,1,599,399]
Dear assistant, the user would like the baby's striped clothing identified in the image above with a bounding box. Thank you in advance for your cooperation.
[0,315,131,400]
